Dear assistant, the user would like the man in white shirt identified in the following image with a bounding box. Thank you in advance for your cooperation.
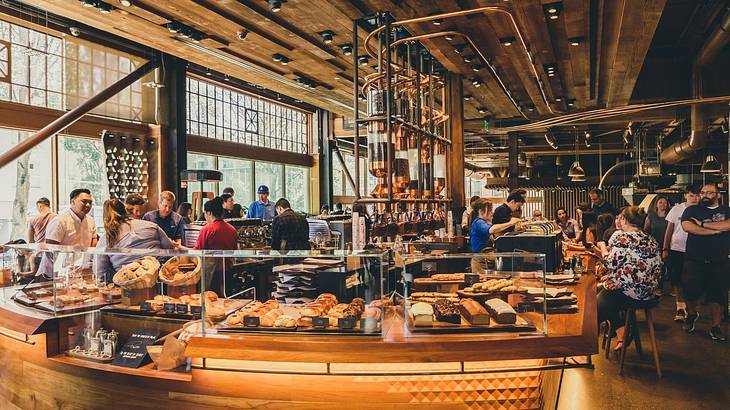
[40,189,98,276]
[662,184,700,321]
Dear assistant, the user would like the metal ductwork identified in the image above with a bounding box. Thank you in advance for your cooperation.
[662,7,730,164]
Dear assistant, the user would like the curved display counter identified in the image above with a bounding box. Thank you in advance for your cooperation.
[0,246,596,409]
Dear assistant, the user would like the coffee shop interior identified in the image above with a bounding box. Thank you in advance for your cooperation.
[0,0,729,408]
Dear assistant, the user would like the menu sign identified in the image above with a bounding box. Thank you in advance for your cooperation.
[464,274,480,286]
[112,328,160,368]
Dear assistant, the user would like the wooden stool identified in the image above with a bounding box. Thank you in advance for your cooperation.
[616,298,662,378]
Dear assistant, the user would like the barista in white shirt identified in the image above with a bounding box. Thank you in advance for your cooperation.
[39,189,99,276]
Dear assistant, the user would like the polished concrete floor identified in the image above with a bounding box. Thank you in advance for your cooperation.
[557,293,730,410]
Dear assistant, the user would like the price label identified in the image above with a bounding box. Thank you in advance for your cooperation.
[139,301,152,311]
[312,316,329,329]
[244,316,260,327]
[338,317,356,329]
[464,274,480,286]
[122,288,133,299]
[190,305,202,315]
[175,304,189,314]
[163,303,176,314]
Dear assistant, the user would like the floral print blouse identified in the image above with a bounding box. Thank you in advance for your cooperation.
[604,230,662,300]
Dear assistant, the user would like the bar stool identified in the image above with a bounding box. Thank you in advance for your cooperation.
[606,298,662,378]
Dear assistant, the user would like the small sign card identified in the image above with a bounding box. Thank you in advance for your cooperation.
[464,274,480,286]
[112,328,160,368]
[312,316,329,329]
[244,316,260,327]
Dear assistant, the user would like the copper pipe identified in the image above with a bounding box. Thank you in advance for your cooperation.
[364,7,556,117]
[493,96,730,133]
[0,58,160,169]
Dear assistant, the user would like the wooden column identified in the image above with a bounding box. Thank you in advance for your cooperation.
[508,133,519,190]
[448,73,465,211]
[318,110,333,209]
[158,54,188,201]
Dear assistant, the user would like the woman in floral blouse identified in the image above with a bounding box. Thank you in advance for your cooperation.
[598,206,662,349]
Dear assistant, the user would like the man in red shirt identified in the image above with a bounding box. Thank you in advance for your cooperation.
[194,197,238,293]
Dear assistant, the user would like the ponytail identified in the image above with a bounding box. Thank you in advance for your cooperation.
[103,199,130,246]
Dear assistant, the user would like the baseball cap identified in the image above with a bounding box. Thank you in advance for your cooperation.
[257,185,269,194]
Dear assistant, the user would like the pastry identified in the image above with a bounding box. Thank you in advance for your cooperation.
[459,298,490,325]
[204,291,218,301]
[341,305,360,319]
[410,302,434,326]
[300,307,322,317]
[259,315,275,327]
[484,298,517,324]
[296,316,312,327]
[226,313,243,326]
[179,295,192,304]
[433,299,461,324]
[274,315,297,328]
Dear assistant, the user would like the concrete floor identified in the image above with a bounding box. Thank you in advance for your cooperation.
[557,293,730,410]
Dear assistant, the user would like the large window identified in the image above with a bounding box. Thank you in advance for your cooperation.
[58,136,106,228]
[186,153,310,213]
[0,128,52,242]
[187,76,310,154]
[0,18,152,121]
[332,153,376,198]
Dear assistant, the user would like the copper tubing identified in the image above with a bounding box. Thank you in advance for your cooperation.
[492,96,730,133]
[364,7,557,117]
[0,58,160,169]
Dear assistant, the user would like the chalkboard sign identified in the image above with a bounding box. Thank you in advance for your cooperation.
[190,305,202,315]
[175,304,189,314]
[112,328,160,368]
[312,316,329,329]
[163,303,176,314]
[139,301,152,312]
[464,273,480,286]
[338,317,356,329]
[244,316,260,327]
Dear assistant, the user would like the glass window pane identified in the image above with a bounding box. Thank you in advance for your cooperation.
[285,165,308,213]
[186,153,217,205]
[57,135,106,229]
[0,127,52,243]
[254,161,283,201]
[219,157,253,206]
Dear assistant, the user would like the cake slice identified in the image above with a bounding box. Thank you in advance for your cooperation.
[433,299,461,324]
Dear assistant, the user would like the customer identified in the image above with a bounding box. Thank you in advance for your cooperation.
[595,213,616,256]
[271,198,310,251]
[222,187,235,197]
[579,211,598,247]
[680,182,730,341]
[232,203,245,218]
[461,195,480,232]
[555,207,579,240]
[492,191,525,234]
[352,203,372,240]
[94,199,175,282]
[645,196,671,295]
[143,191,184,243]
[598,206,662,349]
[247,185,275,221]
[319,204,330,217]
[194,197,239,293]
[469,198,521,273]
[331,202,344,215]
[177,202,193,224]
[589,188,615,215]
[575,202,590,232]
[221,193,236,219]
[531,209,546,222]
[124,193,146,219]
[663,185,700,321]
[27,197,55,243]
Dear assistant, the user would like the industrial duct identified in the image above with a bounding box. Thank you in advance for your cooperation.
[662,7,730,164]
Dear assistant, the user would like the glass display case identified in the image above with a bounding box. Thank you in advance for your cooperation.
[400,252,558,337]
[0,244,388,353]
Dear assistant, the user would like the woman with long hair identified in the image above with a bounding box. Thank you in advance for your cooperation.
[644,196,671,295]
[94,199,176,282]
[555,206,579,240]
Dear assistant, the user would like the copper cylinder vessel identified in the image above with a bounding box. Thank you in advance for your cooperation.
[433,142,447,198]
[393,124,410,196]
[420,137,432,199]
[367,120,393,198]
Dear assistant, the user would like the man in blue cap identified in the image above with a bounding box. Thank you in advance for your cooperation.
[247,185,276,221]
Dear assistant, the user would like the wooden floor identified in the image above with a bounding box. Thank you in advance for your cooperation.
[558,293,730,410]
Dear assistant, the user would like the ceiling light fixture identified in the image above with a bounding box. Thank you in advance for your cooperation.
[545,132,558,149]
[471,65,481,72]
[463,55,474,63]
[568,161,585,178]
[525,157,534,168]
[97,2,113,14]
[237,29,248,40]
[464,95,472,101]
[543,2,563,20]
[224,74,230,82]
[518,152,527,166]
[700,153,721,173]
[478,107,488,114]
[569,36,584,46]
[454,44,467,54]
[358,55,369,66]
[81,0,96,8]
[471,77,482,87]
[555,96,563,102]
[567,99,576,107]
[279,56,290,65]
[500,36,516,46]
[340,44,353,55]
[268,0,282,13]
[432,18,443,26]
[272,53,283,62]
[205,68,212,76]
[166,22,182,34]
[119,0,131,6]
[69,26,81,37]
[319,30,335,44]
[444,34,454,41]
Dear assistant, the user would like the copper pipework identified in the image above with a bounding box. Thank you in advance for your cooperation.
[363,7,558,118]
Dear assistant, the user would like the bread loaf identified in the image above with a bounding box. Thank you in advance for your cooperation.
[484,298,517,324]
[459,298,490,325]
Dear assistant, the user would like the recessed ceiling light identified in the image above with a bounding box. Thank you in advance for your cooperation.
[543,2,563,20]
[119,0,131,6]
[500,36,516,46]
[444,34,454,41]
[478,107,488,114]
[432,18,443,26]
[272,53,283,62]
[268,0,282,12]
[471,65,481,72]
[340,44,353,56]
[463,55,473,63]
[319,30,335,44]
[567,99,575,107]
[454,44,467,54]
[569,36,584,46]
[358,55,369,66]
[237,29,248,40]
[471,78,482,87]
[81,0,96,8]
[464,95,472,101]
[555,97,562,102]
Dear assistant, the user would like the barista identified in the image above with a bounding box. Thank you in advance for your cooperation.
[470,199,522,273]
[492,192,525,234]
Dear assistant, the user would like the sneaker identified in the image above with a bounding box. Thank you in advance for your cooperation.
[674,309,687,322]
[684,312,699,332]
[709,326,727,341]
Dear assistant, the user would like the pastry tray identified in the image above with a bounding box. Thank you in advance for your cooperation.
[14,293,118,314]
[414,273,512,286]
[456,288,528,300]
[103,299,250,321]
[406,315,536,334]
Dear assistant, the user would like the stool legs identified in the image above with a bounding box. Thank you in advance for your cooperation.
[632,310,643,358]
[645,308,662,378]
[619,308,632,375]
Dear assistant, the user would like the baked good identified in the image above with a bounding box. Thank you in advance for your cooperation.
[259,315,275,327]
[430,273,465,281]
[471,279,514,293]
[433,299,461,324]
[204,291,218,301]
[225,313,243,326]
[410,302,433,326]
[459,298,490,325]
[484,298,517,324]
[145,299,164,311]
[341,305,360,319]
[178,295,192,304]
[274,315,296,328]
[296,316,312,327]
[300,307,322,317]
